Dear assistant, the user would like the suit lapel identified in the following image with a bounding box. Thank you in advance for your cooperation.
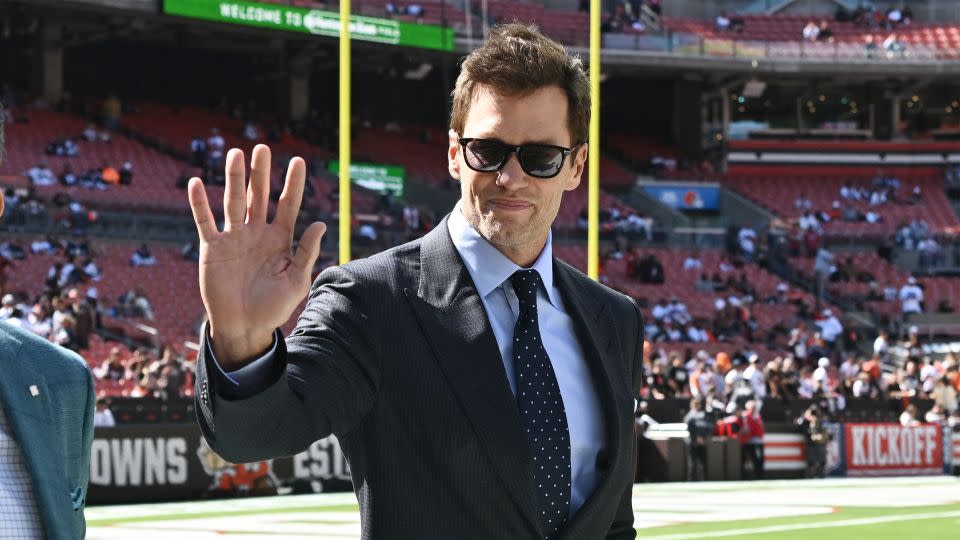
[552,261,627,539]
[404,218,541,536]
[0,327,72,537]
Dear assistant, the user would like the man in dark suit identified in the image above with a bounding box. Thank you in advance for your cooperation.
[0,108,95,539]
[188,24,642,540]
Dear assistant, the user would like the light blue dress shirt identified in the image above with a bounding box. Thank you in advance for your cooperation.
[215,204,605,516]
[446,204,605,516]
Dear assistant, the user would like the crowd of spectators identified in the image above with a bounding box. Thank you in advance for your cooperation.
[0,232,188,390]
[603,0,649,33]
[839,3,913,30]
[92,343,191,401]
[641,330,960,423]
[579,206,655,240]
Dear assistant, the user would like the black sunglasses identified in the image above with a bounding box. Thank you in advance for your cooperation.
[458,137,582,179]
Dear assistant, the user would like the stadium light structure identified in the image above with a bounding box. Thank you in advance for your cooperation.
[587,0,601,281]
[340,0,352,264]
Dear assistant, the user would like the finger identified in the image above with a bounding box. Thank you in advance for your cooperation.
[275,156,307,235]
[187,177,218,242]
[246,144,271,225]
[293,221,327,274]
[224,148,247,230]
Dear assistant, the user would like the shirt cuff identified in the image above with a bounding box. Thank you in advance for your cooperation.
[207,328,281,390]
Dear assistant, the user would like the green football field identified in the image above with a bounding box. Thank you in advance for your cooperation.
[86,476,960,539]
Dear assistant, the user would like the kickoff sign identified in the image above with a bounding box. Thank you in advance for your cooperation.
[844,423,947,476]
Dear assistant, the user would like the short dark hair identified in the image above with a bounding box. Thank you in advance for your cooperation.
[450,23,590,146]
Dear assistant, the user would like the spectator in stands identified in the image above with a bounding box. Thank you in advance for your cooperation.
[130,243,157,267]
[852,369,882,399]
[794,193,812,211]
[635,253,665,284]
[918,236,942,270]
[744,354,766,399]
[886,6,903,28]
[58,163,78,186]
[45,137,79,157]
[82,256,101,282]
[119,161,133,185]
[883,32,905,57]
[190,135,208,167]
[864,34,879,58]
[902,326,924,363]
[816,309,843,349]
[82,123,97,142]
[242,121,261,141]
[93,398,116,428]
[925,404,946,424]
[738,226,757,261]
[873,329,891,362]
[666,354,689,397]
[683,253,702,271]
[724,358,752,409]
[683,399,713,481]
[156,346,186,401]
[899,403,920,426]
[817,20,834,43]
[129,367,160,398]
[899,276,924,314]
[798,210,820,233]
[101,161,120,185]
[668,297,691,325]
[206,127,226,172]
[25,161,56,186]
[932,375,958,414]
[96,347,126,381]
[116,288,155,320]
[715,11,731,31]
[813,247,834,301]
[181,240,200,261]
[66,287,94,349]
[802,20,820,41]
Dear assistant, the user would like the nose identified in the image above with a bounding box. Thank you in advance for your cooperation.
[495,152,528,190]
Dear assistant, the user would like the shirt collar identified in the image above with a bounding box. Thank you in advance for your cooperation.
[447,202,560,308]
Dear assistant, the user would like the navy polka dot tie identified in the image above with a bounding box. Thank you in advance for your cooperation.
[509,269,571,539]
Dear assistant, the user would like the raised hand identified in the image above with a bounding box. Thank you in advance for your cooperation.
[187,144,326,369]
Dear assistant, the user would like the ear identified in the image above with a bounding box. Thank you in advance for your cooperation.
[563,142,587,192]
[0,189,4,219]
[447,129,461,181]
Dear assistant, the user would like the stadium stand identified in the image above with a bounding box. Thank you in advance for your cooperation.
[0,109,194,211]
[725,174,959,237]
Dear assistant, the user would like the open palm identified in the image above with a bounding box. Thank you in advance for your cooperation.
[187,145,326,367]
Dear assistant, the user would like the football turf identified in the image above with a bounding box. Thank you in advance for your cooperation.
[86,476,960,539]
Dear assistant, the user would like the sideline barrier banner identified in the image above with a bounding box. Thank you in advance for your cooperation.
[843,423,949,477]
[88,424,352,505]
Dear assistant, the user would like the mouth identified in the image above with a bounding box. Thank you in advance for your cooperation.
[486,199,533,212]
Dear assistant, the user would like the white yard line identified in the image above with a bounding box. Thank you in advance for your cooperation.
[640,510,960,540]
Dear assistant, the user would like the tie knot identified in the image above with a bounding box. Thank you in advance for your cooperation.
[509,269,541,309]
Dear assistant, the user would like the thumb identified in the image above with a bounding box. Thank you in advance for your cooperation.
[293,221,327,275]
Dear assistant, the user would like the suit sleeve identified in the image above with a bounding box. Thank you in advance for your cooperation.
[194,265,382,464]
[606,297,643,540]
[76,360,95,539]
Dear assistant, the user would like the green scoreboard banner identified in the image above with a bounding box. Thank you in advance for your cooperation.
[163,0,455,51]
[328,160,405,197]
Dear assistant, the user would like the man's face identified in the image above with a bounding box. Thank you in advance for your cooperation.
[448,84,586,265]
